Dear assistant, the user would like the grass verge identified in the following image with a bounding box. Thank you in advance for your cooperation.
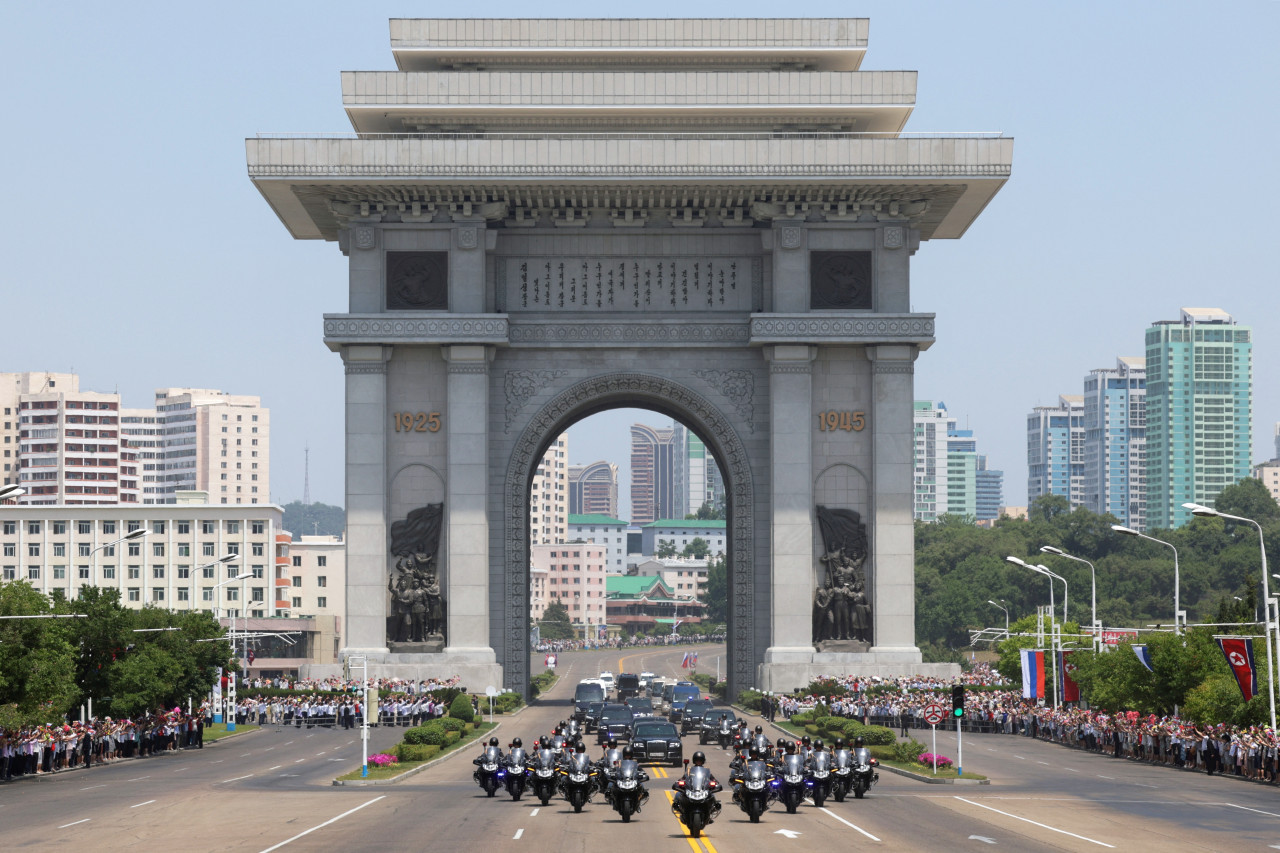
[334,720,496,783]
[204,723,259,742]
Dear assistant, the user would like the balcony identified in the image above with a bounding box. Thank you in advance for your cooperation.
[275,600,292,610]
[274,577,292,587]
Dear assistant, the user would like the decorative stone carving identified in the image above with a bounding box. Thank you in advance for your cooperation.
[692,369,755,433]
[814,505,872,648]
[457,226,479,249]
[505,373,756,695]
[779,226,803,249]
[499,256,753,313]
[325,315,508,344]
[873,362,915,375]
[352,225,377,250]
[750,315,934,342]
[882,226,905,250]
[810,252,873,310]
[509,322,750,344]
[387,504,447,649]
[386,252,449,310]
[504,369,567,433]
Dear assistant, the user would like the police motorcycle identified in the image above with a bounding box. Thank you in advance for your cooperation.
[772,741,808,814]
[559,741,599,813]
[850,736,879,799]
[472,737,504,798]
[503,738,528,801]
[806,740,833,807]
[830,738,854,802]
[607,746,650,823]
[716,714,735,749]
[671,751,722,838]
[550,729,569,760]
[596,738,624,796]
[528,737,560,806]
[730,746,775,823]
[565,717,582,741]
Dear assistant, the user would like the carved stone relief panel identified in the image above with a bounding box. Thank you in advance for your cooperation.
[810,252,873,310]
[497,256,760,313]
[386,252,449,310]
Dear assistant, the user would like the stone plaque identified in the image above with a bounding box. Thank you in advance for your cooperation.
[500,256,757,313]
[352,225,376,251]
[810,252,873,310]
[386,252,449,310]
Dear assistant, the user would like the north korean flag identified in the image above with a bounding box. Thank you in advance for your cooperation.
[1059,650,1080,703]
[1216,636,1257,702]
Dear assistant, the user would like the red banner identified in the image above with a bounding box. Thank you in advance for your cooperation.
[1216,636,1257,702]
[1101,630,1138,647]
[1060,650,1080,702]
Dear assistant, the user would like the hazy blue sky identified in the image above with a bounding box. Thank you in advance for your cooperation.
[4,1,1275,515]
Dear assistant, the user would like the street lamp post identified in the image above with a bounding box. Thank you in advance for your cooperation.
[1007,557,1067,709]
[987,599,1009,639]
[0,484,25,502]
[1041,546,1099,651]
[1184,503,1275,731]
[212,561,249,731]
[1112,525,1180,634]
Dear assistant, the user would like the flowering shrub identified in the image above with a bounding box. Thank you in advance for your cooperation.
[917,753,953,769]
[368,753,399,767]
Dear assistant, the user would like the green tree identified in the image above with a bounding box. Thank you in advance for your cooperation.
[1212,478,1280,525]
[281,501,346,539]
[0,582,79,728]
[681,537,711,559]
[703,553,727,622]
[656,539,678,558]
[539,600,575,640]
[685,502,724,521]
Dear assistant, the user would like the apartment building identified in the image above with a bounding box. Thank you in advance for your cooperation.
[530,432,568,544]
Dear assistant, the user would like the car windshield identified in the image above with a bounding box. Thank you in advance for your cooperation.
[672,687,699,702]
[627,698,654,712]
[587,701,605,714]
[575,684,604,701]
[600,706,633,723]
[633,722,677,739]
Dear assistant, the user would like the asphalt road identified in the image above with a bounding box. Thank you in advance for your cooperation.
[4,644,1280,851]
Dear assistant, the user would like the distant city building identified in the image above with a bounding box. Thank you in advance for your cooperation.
[672,424,723,517]
[1,372,81,491]
[286,534,346,625]
[1145,308,1252,529]
[531,541,606,628]
[998,505,1029,520]
[1027,394,1085,508]
[605,574,703,632]
[630,423,679,525]
[567,460,618,517]
[567,513,628,573]
[639,518,726,557]
[975,455,1004,522]
[1255,459,1280,508]
[1082,356,1147,529]
[530,433,568,544]
[632,556,708,600]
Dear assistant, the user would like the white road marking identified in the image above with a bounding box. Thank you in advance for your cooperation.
[264,747,275,751]
[80,784,106,791]
[1224,802,1280,819]
[954,797,1114,848]
[530,808,539,817]
[513,829,524,840]
[1036,761,1050,765]
[257,795,386,853]
[969,837,997,845]
[294,758,306,763]
[1065,768,1079,773]
[1132,783,1157,788]
[1013,755,1025,760]
[306,734,315,738]
[268,765,282,770]
[819,807,880,841]
[220,774,254,783]
[127,776,150,781]
[774,829,801,839]
[173,767,188,772]
[283,741,294,746]
[212,760,224,764]
[130,800,155,808]
[316,752,327,756]
[240,753,252,757]
[60,819,91,828]
[1096,775,1114,779]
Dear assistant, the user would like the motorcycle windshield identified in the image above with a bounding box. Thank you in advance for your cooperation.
[618,760,639,778]
[687,765,712,791]
[854,748,872,763]
[834,750,851,767]
[536,750,555,767]
[782,755,804,775]
[484,747,502,762]
[509,749,525,765]
[811,753,831,771]
[745,761,768,780]
[570,755,591,772]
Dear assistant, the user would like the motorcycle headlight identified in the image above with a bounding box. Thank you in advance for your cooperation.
[483,763,497,771]
[686,789,709,801]
[617,779,637,789]
[785,774,802,783]
[813,770,829,779]
[857,764,870,772]
[746,780,766,790]
[570,773,588,783]
[538,768,554,777]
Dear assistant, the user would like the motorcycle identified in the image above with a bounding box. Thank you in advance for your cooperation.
[503,745,527,801]
[806,748,833,807]
[608,758,650,823]
[831,745,853,802]
[851,746,879,799]
[773,752,808,814]
[528,748,559,806]
[559,752,598,813]
[596,746,623,796]
[731,756,774,823]
[717,717,733,749]
[474,745,503,798]
[672,761,721,837]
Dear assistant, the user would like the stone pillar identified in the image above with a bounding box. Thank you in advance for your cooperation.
[342,344,391,655]
[769,222,810,312]
[346,223,382,312]
[442,345,498,666]
[763,344,817,674]
[868,344,921,657]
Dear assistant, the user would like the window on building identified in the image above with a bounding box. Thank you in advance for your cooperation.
[78,565,89,579]
[227,543,239,555]
[292,576,302,587]
[292,556,301,567]
[202,565,214,579]
[153,566,164,579]
[128,588,140,602]
[152,521,165,535]
[53,521,66,535]
[226,588,238,601]
[227,521,240,534]
[152,543,164,557]
[53,566,66,579]
[252,543,264,557]
[2,544,13,557]
[103,565,115,579]
[202,521,215,534]
[128,543,140,557]
[251,587,264,602]
[251,565,264,579]
[77,521,92,535]
[128,566,140,579]
[2,566,14,581]
[292,597,302,608]
[251,521,264,534]
[317,576,327,588]
[317,556,327,567]
[27,521,40,535]
[203,543,215,557]
[177,588,189,602]
[177,543,189,557]
[152,589,164,602]
[177,565,190,579]
[202,588,213,602]
[28,544,39,557]
[2,522,13,535]
[103,520,116,534]
[317,597,327,608]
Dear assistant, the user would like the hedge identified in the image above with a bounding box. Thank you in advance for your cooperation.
[448,694,475,724]
[492,693,523,714]
[395,743,441,762]
[444,731,461,744]
[404,724,447,746]
[737,689,763,711]
[531,670,557,697]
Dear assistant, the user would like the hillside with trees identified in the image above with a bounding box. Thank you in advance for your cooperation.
[281,501,345,539]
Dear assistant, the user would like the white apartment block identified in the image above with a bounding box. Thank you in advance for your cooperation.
[530,432,568,544]
[2,372,80,490]
[633,556,709,600]
[0,499,290,617]
[1256,459,1280,508]
[286,534,346,627]
[1082,356,1147,530]
[531,542,606,627]
[639,519,727,556]
[1027,394,1085,507]
[567,513,628,573]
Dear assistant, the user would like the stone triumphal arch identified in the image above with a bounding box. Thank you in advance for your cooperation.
[248,17,1011,697]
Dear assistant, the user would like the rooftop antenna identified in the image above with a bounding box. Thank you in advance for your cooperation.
[303,443,311,506]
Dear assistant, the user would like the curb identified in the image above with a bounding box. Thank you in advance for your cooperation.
[207,726,263,745]
[878,763,990,785]
[333,720,504,786]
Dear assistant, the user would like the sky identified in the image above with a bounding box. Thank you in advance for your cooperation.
[3,1,1276,513]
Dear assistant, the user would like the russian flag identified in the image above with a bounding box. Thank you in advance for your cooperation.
[681,652,690,669]
[692,651,698,666]
[1021,649,1045,700]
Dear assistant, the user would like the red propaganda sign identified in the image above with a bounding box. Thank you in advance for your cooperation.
[1101,630,1139,647]
[923,703,945,726]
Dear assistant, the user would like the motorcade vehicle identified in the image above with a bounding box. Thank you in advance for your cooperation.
[616,672,642,702]
[680,698,716,735]
[474,742,503,797]
[595,704,636,745]
[607,756,650,822]
[639,671,657,690]
[667,684,702,723]
[629,719,684,766]
[625,696,657,718]
[700,709,738,747]
[574,681,605,720]
[503,742,528,801]
[730,753,774,823]
[774,750,808,813]
[583,700,606,732]
[806,747,833,807]
[597,671,615,694]
[851,743,879,798]
[527,746,559,805]
[560,749,598,813]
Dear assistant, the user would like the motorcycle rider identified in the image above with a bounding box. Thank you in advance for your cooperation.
[800,735,813,760]
[608,745,650,808]
[672,750,721,810]
[598,737,623,794]
[472,736,504,784]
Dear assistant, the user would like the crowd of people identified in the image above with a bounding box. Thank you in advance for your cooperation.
[534,632,725,654]
[227,690,472,730]
[0,706,210,782]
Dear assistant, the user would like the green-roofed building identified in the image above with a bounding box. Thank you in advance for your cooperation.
[606,574,704,631]
[640,519,726,557]
[568,513,628,573]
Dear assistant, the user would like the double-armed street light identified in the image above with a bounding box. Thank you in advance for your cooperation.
[1184,502,1275,731]
[1111,525,1181,635]
[90,526,149,554]
[211,559,250,731]
[0,484,26,502]
[987,599,1009,638]
[1041,546,1100,652]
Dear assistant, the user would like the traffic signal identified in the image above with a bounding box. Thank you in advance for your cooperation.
[951,685,965,718]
